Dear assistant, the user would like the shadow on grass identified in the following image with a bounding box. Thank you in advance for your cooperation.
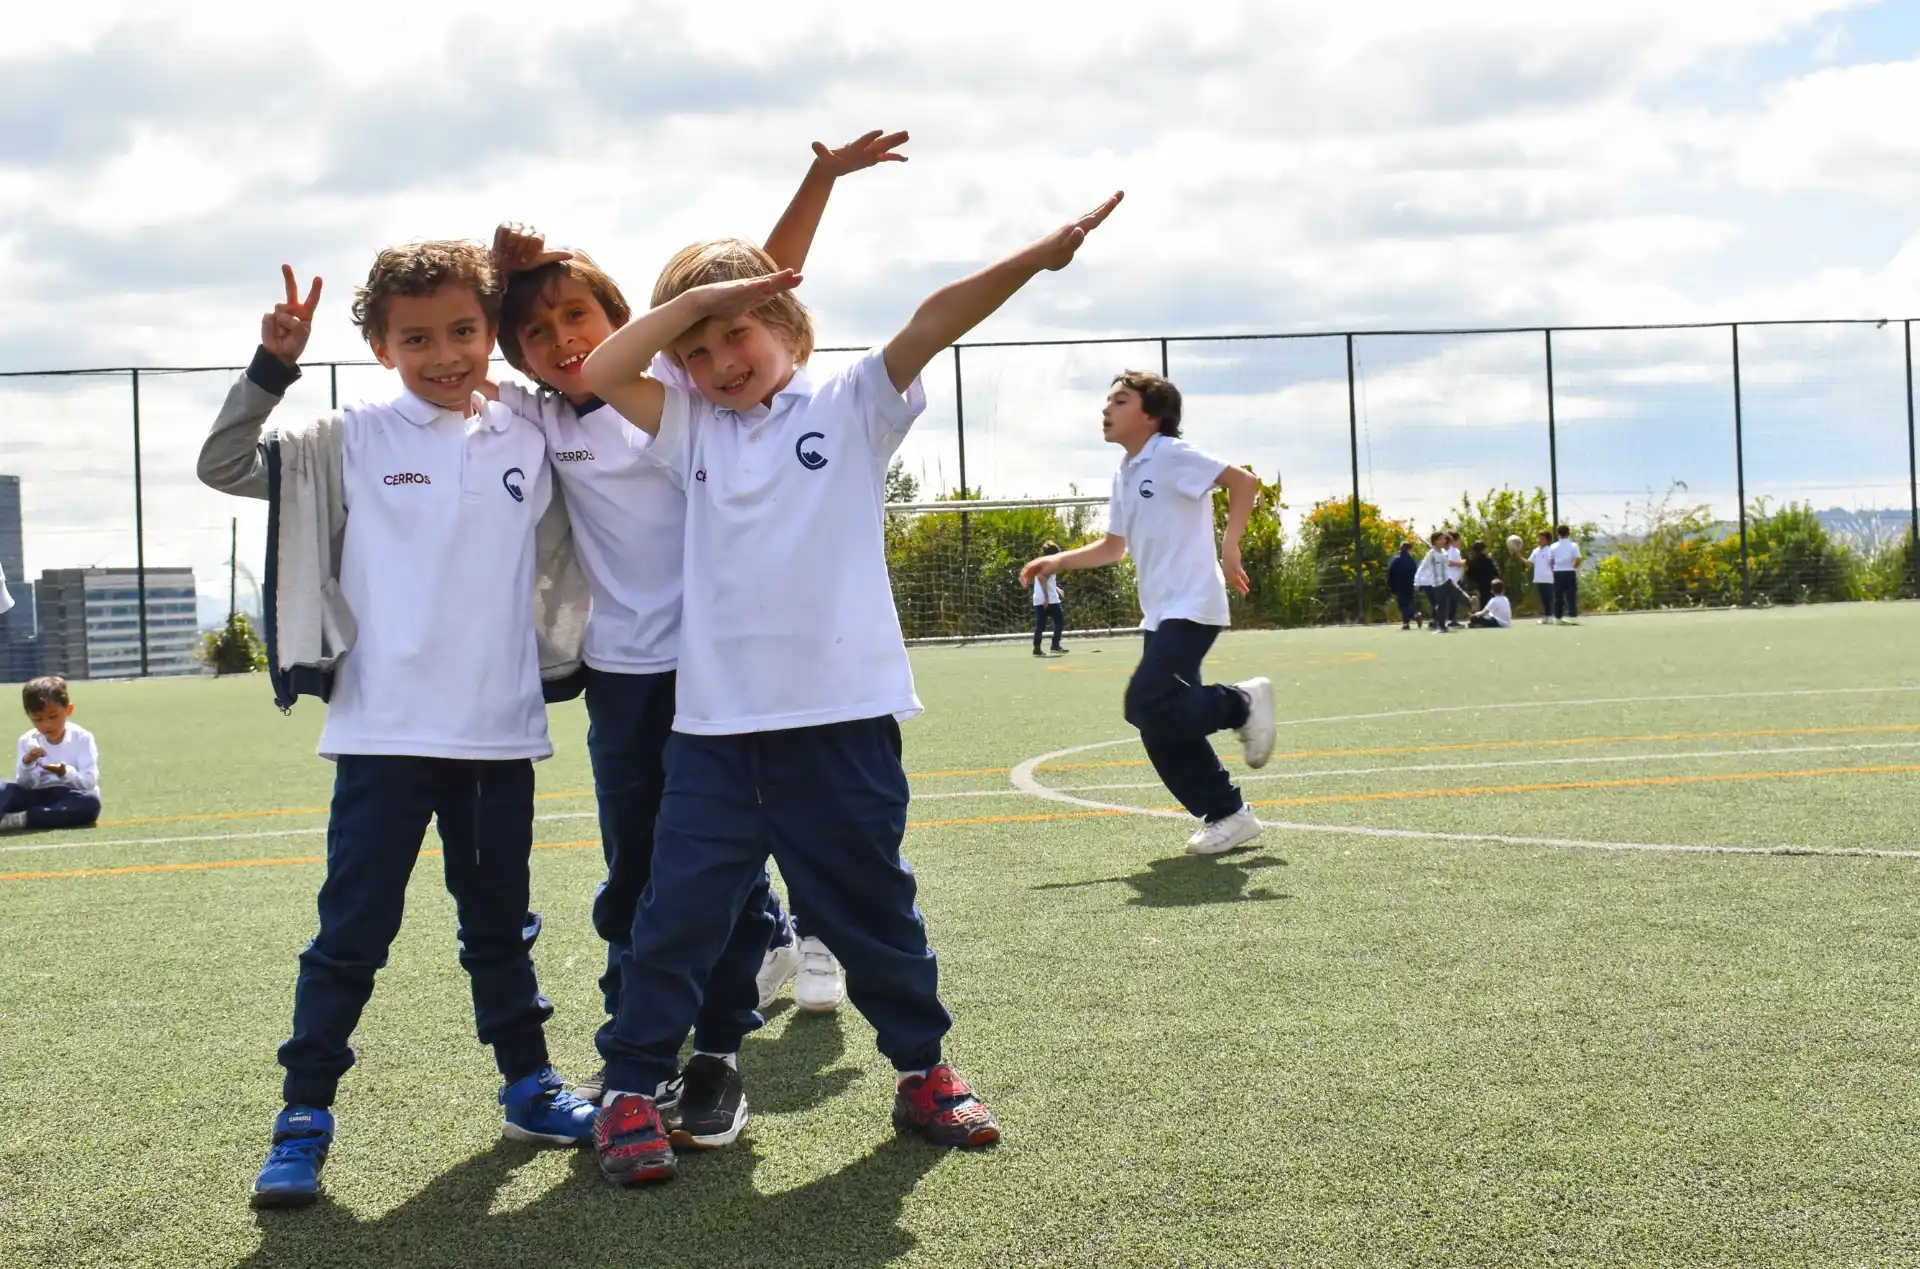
[1033,853,1289,908]
[239,1133,944,1269]
[744,1008,863,1114]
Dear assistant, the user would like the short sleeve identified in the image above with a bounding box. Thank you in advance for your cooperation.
[1163,440,1228,499]
[1107,469,1130,540]
[647,385,703,485]
[495,380,560,434]
[649,352,694,393]
[852,347,926,455]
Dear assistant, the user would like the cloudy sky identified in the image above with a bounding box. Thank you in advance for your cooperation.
[3,0,1918,617]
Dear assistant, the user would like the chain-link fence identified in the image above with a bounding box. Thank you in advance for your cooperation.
[2,317,1914,672]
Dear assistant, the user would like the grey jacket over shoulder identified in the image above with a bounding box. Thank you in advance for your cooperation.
[196,347,588,710]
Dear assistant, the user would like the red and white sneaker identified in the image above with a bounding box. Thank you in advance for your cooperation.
[594,1093,677,1186]
[892,1064,1001,1148]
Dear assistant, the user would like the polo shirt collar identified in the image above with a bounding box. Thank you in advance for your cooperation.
[1122,432,1167,471]
[720,367,816,423]
[391,388,505,430]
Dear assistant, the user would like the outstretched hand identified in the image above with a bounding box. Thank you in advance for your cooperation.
[491,222,573,275]
[691,270,803,321]
[811,129,910,177]
[1019,554,1062,587]
[261,264,323,368]
[1029,191,1124,272]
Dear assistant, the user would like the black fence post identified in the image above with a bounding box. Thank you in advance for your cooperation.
[329,362,338,410]
[131,367,149,676]
[1731,324,1751,607]
[1346,334,1366,622]
[1906,320,1917,597]
[953,345,971,634]
[1159,337,1170,377]
[1544,328,1560,528]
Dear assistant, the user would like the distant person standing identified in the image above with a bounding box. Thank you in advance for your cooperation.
[1465,541,1499,612]
[1387,541,1419,630]
[1518,530,1555,624]
[1550,525,1584,623]
[1031,539,1066,657]
[1442,532,1468,629]
[1415,533,1451,633]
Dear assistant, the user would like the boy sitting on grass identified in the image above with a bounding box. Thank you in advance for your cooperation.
[0,677,102,832]
[198,246,595,1209]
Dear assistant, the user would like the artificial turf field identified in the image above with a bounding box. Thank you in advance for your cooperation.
[5,604,1920,1268]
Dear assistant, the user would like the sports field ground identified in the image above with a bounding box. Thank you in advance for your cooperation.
[5,603,1920,1268]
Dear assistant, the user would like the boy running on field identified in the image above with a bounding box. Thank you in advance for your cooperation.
[198,248,595,1208]
[487,131,907,1138]
[1020,372,1274,858]
[1031,539,1066,656]
[577,190,1127,1186]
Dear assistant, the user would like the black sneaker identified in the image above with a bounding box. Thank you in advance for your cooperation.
[666,1055,747,1150]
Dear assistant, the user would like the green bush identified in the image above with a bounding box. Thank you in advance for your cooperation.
[1302,496,1418,623]
[198,612,267,676]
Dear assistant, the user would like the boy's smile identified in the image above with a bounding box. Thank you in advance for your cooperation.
[672,314,796,411]
[515,275,617,405]
[370,283,496,414]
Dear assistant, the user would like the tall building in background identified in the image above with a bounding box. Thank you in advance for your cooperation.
[0,475,42,682]
[36,568,200,679]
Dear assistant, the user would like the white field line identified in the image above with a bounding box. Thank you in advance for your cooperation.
[1011,737,1920,860]
[1053,738,1920,794]
[0,811,602,855]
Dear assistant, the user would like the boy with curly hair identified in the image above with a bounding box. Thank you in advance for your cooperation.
[198,242,595,1209]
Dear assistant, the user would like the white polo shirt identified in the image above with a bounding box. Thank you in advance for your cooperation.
[1108,434,1230,631]
[500,374,685,675]
[1483,595,1513,627]
[318,390,554,761]
[1032,575,1061,606]
[1445,545,1465,583]
[1527,545,1554,583]
[1549,538,1582,571]
[647,347,923,735]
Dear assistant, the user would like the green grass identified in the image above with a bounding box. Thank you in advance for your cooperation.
[6,604,1920,1267]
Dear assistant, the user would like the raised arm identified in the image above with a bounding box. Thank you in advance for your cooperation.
[763,130,909,272]
[1020,534,1127,586]
[579,271,804,435]
[884,192,1123,393]
[198,266,321,499]
[1216,465,1258,596]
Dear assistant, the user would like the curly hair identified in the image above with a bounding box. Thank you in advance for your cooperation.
[497,252,633,382]
[650,239,814,365]
[350,240,499,343]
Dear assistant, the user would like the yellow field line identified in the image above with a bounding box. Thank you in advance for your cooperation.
[1247,762,1920,810]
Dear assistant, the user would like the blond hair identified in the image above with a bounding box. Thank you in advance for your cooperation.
[651,239,814,365]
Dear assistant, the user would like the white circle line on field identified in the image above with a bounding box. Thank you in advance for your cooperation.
[1009,685,1920,861]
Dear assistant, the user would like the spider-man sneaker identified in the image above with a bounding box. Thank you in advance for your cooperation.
[892,1064,1001,1148]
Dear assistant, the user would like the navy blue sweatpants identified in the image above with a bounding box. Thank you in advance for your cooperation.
[1124,618,1250,824]
[598,716,949,1095]
[0,782,101,828]
[278,755,554,1109]
[584,666,788,1056]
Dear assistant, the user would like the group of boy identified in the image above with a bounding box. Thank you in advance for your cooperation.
[192,131,1273,1208]
[1389,525,1585,631]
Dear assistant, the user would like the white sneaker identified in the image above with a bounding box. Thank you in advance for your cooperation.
[1234,676,1276,769]
[1185,806,1264,856]
[0,812,25,831]
[755,939,801,1011]
[793,937,846,1013]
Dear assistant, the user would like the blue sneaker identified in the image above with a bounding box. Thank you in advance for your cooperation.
[251,1106,333,1209]
[500,1067,598,1146]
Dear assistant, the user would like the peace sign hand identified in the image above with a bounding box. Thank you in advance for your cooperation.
[810,129,910,178]
[1028,191,1124,272]
[261,264,323,368]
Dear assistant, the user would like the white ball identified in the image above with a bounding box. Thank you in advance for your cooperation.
[1506,534,1524,553]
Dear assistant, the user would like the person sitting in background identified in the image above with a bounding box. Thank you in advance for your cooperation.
[1465,540,1499,612]
[0,677,102,832]
[1031,539,1066,656]
[1387,541,1419,630]
[1468,579,1512,629]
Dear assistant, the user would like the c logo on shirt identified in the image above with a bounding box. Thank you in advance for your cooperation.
[1138,478,1155,499]
[502,467,526,503]
[795,432,829,471]
[695,469,708,483]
